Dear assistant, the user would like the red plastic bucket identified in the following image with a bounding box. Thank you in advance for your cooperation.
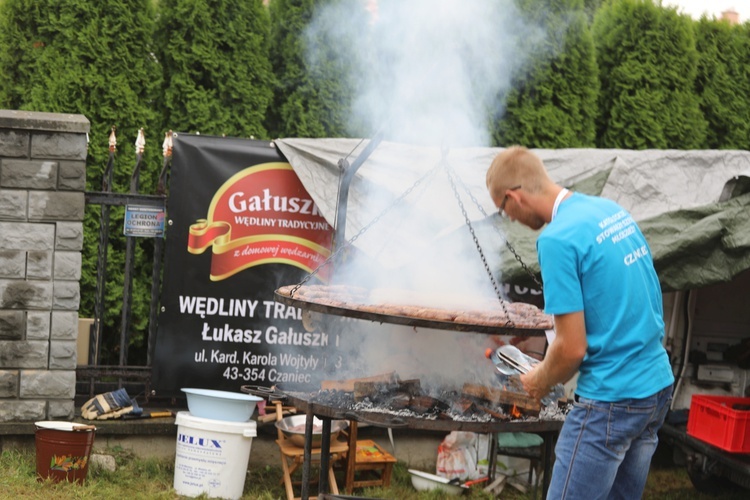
[35,421,96,484]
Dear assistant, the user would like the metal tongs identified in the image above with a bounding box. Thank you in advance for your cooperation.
[491,345,566,406]
[497,348,531,375]
[490,344,536,376]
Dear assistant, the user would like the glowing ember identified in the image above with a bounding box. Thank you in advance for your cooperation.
[511,404,522,419]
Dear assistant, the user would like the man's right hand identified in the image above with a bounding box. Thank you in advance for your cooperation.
[520,365,551,402]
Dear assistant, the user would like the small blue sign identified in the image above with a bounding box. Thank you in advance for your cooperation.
[124,205,165,237]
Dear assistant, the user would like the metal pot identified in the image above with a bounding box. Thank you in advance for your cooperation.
[275,414,348,448]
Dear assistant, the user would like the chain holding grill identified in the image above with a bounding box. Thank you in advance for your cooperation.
[442,157,515,328]
[293,145,543,320]
[439,148,545,330]
[448,163,543,290]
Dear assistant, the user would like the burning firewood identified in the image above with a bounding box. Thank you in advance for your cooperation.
[475,404,511,421]
[462,383,540,415]
[320,371,397,392]
[450,397,476,416]
[352,378,421,402]
[388,393,411,410]
[409,395,447,414]
[317,372,550,422]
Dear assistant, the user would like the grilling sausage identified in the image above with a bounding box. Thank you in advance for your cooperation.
[277,284,553,330]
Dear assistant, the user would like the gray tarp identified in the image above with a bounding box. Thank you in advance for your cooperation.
[276,138,750,292]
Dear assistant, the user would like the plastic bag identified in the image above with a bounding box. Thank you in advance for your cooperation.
[436,431,488,481]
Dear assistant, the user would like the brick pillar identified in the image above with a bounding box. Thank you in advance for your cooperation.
[0,110,88,421]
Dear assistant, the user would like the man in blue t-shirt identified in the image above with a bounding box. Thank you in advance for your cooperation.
[486,146,674,499]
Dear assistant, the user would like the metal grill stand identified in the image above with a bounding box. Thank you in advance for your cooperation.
[291,396,562,499]
[288,141,560,499]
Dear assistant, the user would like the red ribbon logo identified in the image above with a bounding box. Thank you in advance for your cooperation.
[187,163,333,281]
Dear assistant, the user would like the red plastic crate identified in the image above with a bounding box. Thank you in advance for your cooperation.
[687,395,750,453]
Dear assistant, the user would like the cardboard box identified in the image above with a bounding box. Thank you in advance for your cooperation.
[77,318,94,366]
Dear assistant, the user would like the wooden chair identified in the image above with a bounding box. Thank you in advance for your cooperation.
[342,421,398,493]
[273,401,348,500]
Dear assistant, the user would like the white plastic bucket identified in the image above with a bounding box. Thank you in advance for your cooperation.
[173,411,257,499]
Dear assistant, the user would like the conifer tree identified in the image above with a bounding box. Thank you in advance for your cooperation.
[493,0,599,148]
[155,0,274,138]
[694,18,750,149]
[592,0,707,149]
[582,0,605,21]
[266,0,365,138]
[0,0,163,364]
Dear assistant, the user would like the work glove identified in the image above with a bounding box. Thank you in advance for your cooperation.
[81,388,142,420]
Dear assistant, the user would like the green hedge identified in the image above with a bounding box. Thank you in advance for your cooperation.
[1,0,749,364]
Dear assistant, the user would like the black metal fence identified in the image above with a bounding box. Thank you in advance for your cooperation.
[76,128,171,401]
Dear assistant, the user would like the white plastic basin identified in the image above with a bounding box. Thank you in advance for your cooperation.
[408,469,467,495]
[181,388,262,422]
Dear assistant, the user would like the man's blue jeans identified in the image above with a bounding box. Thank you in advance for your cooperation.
[546,384,673,499]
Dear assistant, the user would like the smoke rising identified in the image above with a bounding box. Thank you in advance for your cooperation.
[306,0,541,147]
[295,0,547,392]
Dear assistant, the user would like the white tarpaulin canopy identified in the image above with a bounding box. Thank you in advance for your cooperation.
[276,138,750,292]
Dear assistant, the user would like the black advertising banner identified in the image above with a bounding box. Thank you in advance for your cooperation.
[152,134,340,397]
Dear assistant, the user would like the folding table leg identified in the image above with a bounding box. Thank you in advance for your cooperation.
[280,452,296,500]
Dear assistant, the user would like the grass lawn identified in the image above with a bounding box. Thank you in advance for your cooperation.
[1,444,747,499]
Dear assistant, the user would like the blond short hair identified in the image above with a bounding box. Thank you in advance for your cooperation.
[486,146,550,201]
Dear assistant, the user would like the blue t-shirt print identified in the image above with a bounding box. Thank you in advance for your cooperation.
[536,193,674,401]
